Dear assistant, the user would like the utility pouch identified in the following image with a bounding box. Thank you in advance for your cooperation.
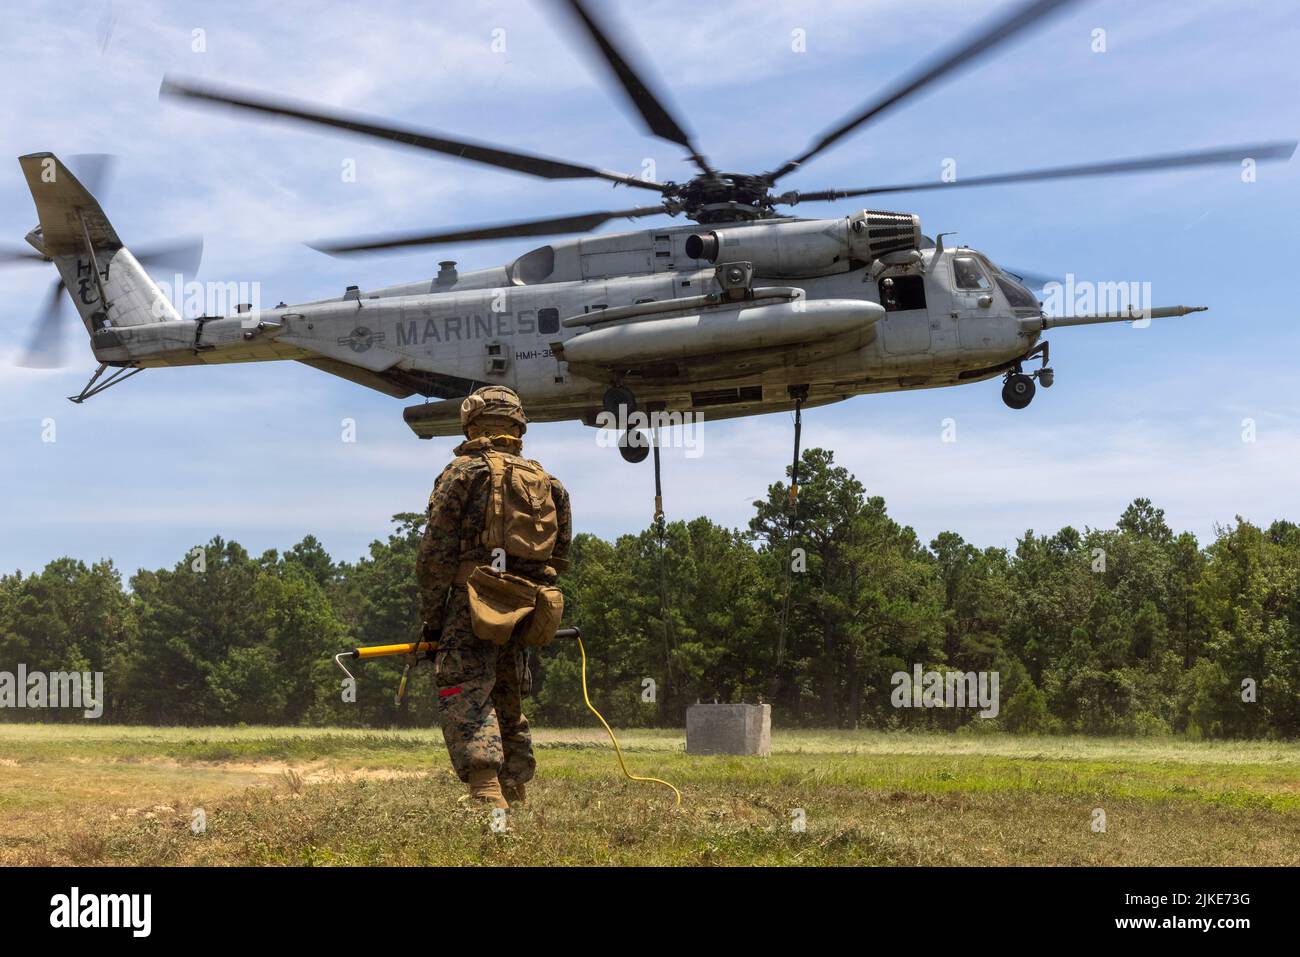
[465,565,540,646]
[520,585,565,648]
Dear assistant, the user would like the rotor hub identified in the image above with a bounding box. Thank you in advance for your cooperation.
[672,173,777,223]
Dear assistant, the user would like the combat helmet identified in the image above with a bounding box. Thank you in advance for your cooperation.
[459,385,528,436]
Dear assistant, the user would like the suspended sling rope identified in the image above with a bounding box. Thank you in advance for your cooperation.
[651,426,675,695]
[566,424,679,806]
[776,388,807,666]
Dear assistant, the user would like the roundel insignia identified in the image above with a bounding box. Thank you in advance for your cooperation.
[337,326,386,353]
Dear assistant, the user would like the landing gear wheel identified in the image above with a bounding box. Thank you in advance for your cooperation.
[1037,367,1054,388]
[603,385,636,421]
[618,429,650,463]
[1002,373,1036,410]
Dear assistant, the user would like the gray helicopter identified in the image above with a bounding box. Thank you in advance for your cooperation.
[8,0,1294,464]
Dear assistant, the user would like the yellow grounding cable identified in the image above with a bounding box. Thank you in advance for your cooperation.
[574,632,682,808]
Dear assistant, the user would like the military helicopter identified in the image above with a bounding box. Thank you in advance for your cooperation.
[8,0,1294,464]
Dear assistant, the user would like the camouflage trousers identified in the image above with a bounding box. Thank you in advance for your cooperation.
[433,586,535,787]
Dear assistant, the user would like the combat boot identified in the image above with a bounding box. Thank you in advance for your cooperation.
[466,767,509,809]
[501,779,526,806]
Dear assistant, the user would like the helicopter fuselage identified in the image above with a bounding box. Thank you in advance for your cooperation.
[100,214,1044,437]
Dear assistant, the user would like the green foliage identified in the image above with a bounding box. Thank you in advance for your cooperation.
[1002,679,1050,733]
[1,454,1297,737]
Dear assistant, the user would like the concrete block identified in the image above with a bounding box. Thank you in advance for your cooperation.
[686,703,771,756]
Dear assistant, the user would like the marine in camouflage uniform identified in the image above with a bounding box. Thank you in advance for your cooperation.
[416,386,570,809]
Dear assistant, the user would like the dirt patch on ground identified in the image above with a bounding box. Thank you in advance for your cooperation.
[0,758,442,865]
[117,757,435,785]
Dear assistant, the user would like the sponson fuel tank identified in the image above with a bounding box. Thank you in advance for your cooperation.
[556,298,885,365]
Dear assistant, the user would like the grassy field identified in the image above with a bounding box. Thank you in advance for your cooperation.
[1,723,1298,866]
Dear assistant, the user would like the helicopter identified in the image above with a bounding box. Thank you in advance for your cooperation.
[7,0,1294,464]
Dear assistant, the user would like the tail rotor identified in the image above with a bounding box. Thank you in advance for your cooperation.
[4,153,203,368]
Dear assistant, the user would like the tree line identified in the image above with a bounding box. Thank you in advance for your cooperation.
[2,448,1297,737]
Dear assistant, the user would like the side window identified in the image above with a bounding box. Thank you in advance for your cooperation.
[537,307,560,335]
[952,256,991,291]
[878,275,927,312]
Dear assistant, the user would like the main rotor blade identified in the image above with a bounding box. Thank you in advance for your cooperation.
[777,141,1298,203]
[0,244,47,267]
[554,0,715,178]
[999,265,1060,289]
[133,236,205,276]
[160,76,666,192]
[766,0,1081,182]
[310,205,667,256]
[17,279,67,369]
[65,153,117,197]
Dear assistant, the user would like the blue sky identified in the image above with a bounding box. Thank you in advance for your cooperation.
[1,0,1298,576]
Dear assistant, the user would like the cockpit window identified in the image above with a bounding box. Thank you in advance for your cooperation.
[995,275,1039,309]
[952,256,991,291]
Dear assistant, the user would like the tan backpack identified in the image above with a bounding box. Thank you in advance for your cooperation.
[478,450,559,561]
[463,449,564,648]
